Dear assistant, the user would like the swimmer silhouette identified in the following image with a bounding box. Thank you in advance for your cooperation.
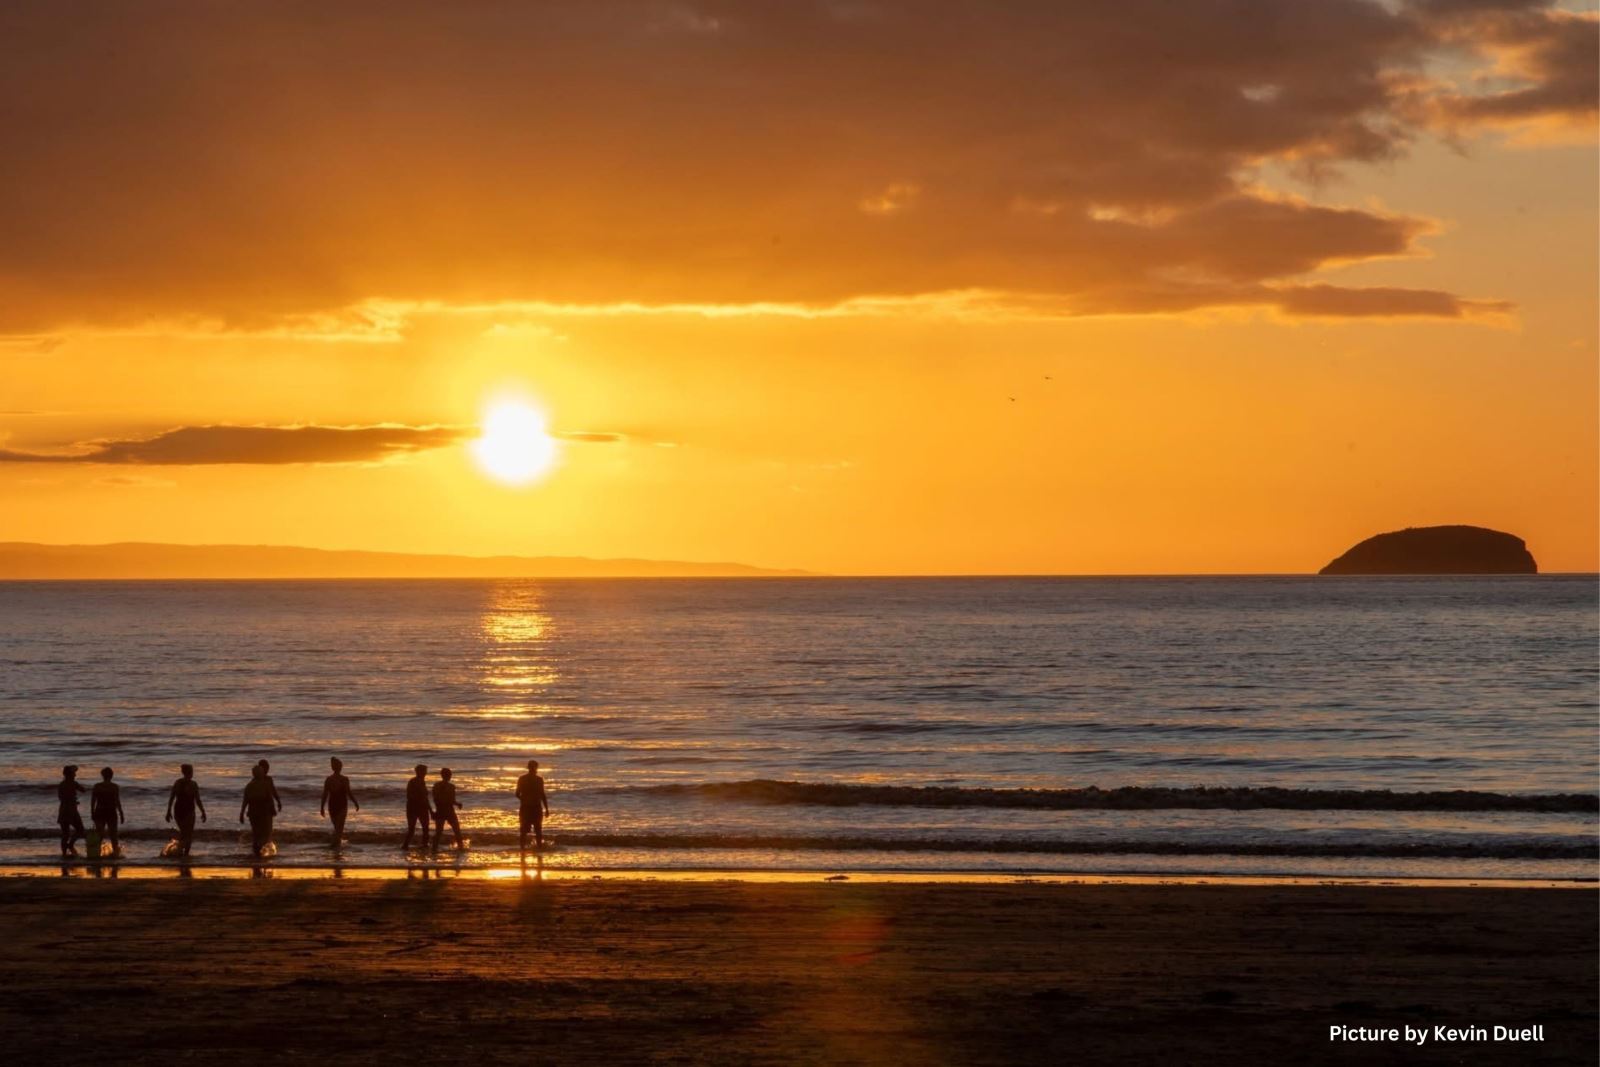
[56,765,86,857]
[402,765,430,849]
[89,767,124,856]
[432,767,464,850]
[257,759,284,815]
[515,760,550,853]
[239,764,276,857]
[164,763,207,858]
[321,757,360,847]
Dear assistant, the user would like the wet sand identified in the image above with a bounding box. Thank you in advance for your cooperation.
[0,878,1592,1065]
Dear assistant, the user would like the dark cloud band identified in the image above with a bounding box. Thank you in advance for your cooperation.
[0,425,464,466]
[0,0,1589,331]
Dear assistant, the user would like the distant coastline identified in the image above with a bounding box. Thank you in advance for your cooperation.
[0,542,814,580]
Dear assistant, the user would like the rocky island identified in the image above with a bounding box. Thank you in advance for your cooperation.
[1319,525,1537,575]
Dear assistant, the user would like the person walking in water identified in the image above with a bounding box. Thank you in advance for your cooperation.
[320,757,359,847]
[515,760,550,853]
[90,767,124,856]
[431,767,464,850]
[256,759,284,817]
[164,764,207,858]
[239,764,276,857]
[402,765,430,849]
[56,765,86,857]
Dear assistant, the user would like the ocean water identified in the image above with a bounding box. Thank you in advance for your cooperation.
[0,576,1594,879]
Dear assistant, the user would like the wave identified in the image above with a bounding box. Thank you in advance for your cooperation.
[604,780,1600,813]
[0,826,1591,860]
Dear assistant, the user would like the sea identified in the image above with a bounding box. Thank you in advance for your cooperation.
[0,576,1595,880]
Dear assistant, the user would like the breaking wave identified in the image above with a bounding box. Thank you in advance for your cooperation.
[604,780,1599,813]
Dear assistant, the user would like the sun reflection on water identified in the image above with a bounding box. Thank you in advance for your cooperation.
[474,583,559,718]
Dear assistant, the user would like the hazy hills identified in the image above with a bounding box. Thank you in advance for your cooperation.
[0,542,813,580]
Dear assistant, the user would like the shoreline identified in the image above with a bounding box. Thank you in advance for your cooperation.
[4,861,1594,889]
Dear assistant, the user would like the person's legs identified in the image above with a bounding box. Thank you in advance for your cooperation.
[59,820,71,855]
[330,806,347,845]
[532,813,544,850]
[250,814,272,855]
[177,814,195,856]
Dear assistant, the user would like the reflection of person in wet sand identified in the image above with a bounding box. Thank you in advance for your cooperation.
[239,764,276,857]
[56,765,86,857]
[402,765,430,849]
[320,757,359,847]
[431,767,463,850]
[516,760,550,853]
[164,763,207,858]
[90,767,124,856]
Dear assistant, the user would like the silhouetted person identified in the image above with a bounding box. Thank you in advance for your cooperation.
[515,760,550,853]
[321,757,360,846]
[56,765,86,857]
[402,765,430,849]
[256,758,284,816]
[432,767,463,850]
[89,767,124,856]
[164,763,207,858]
[240,764,276,857]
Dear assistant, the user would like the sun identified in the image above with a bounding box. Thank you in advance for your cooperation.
[471,399,558,485]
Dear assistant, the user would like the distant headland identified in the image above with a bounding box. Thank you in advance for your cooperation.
[0,542,814,580]
[1319,526,1537,575]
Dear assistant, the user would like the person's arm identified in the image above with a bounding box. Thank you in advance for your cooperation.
[166,782,176,822]
[196,788,207,822]
[270,781,282,813]
[239,789,247,823]
[76,782,87,794]
[320,777,329,818]
[350,783,360,812]
[115,788,124,825]
[541,779,549,817]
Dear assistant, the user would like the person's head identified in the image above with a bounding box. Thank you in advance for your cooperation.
[180,763,193,779]
[100,767,113,781]
[258,759,270,772]
[251,764,264,779]
[527,760,539,773]
[440,767,452,781]
[330,757,343,772]
[63,764,77,779]
[414,764,427,778]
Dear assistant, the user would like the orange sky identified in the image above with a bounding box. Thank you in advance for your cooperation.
[1,1,1596,574]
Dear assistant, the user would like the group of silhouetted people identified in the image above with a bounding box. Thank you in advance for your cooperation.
[54,758,550,860]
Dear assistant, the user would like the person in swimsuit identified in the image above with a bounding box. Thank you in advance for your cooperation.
[515,760,550,853]
[164,763,207,858]
[402,765,430,849]
[431,767,463,850]
[320,757,360,847]
[256,759,284,816]
[89,767,124,856]
[239,764,276,857]
[56,765,86,857]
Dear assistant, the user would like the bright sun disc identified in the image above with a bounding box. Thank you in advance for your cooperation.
[471,400,558,485]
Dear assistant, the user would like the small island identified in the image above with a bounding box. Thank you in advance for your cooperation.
[1319,525,1537,575]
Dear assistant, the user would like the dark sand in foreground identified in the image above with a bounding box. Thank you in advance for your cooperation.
[0,879,1592,1065]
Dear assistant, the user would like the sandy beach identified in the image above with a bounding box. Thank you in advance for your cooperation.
[0,877,1591,1065]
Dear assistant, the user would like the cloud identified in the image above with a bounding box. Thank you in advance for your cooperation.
[554,431,627,443]
[0,0,1589,332]
[0,425,465,466]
